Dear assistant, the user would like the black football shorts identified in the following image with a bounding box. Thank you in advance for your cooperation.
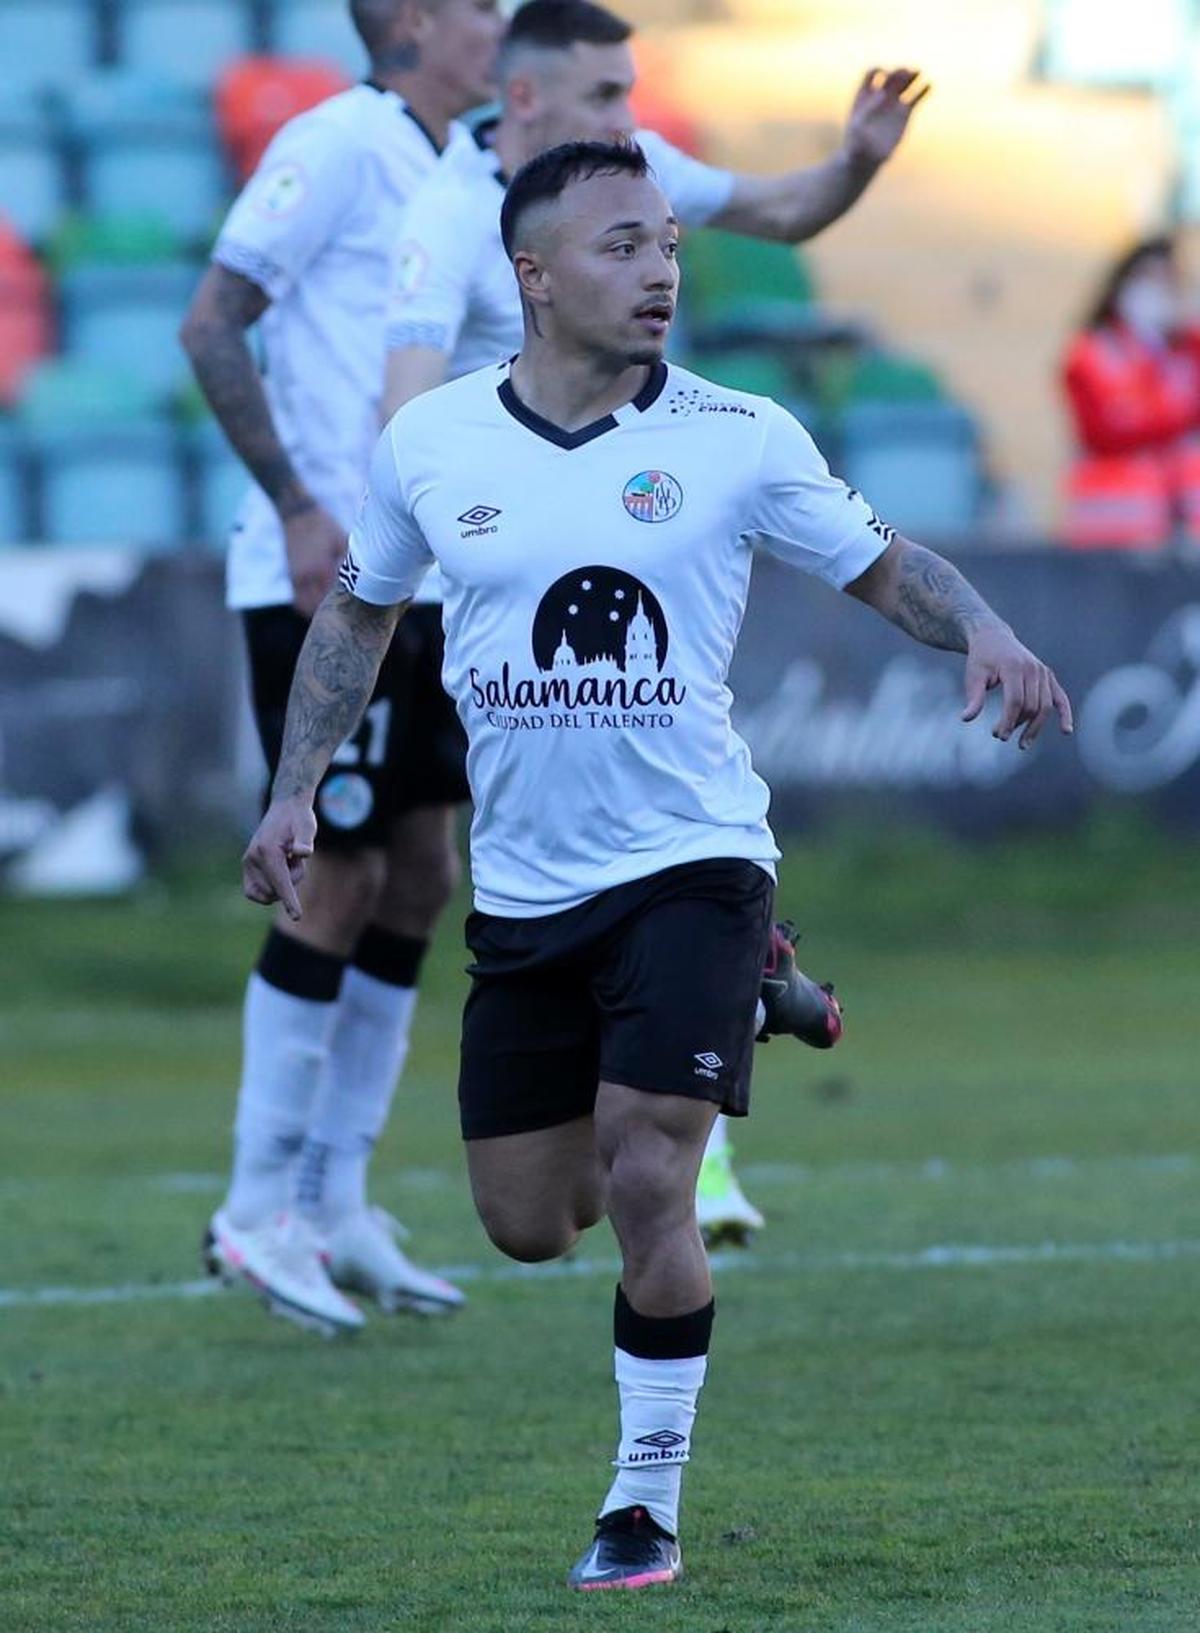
[458,858,775,1140]
[244,602,470,850]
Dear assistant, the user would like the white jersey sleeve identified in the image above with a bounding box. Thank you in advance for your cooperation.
[340,426,434,605]
[743,402,894,588]
[214,115,363,301]
[386,174,480,358]
[637,129,734,228]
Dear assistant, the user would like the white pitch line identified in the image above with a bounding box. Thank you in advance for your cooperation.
[3,1237,1200,1311]
[0,1151,1195,1203]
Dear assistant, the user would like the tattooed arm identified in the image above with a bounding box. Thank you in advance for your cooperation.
[845,537,1073,748]
[179,265,345,615]
[242,590,408,917]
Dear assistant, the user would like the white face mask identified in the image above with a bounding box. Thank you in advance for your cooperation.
[1116,276,1178,339]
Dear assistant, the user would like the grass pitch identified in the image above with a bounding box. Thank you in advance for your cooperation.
[3,822,1199,1632]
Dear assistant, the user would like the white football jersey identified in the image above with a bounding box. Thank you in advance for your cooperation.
[343,362,892,918]
[213,84,469,610]
[385,127,734,381]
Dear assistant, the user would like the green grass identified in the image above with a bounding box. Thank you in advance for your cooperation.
[2,823,1199,1631]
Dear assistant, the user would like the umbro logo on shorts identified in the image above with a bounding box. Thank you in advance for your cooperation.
[693,1050,723,1080]
[458,504,501,536]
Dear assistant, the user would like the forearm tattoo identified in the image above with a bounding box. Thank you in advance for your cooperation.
[184,270,313,519]
[272,591,405,799]
[892,542,1005,653]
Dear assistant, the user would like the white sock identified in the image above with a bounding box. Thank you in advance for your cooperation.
[295,968,418,1226]
[703,1114,730,1163]
[600,1348,708,1537]
[225,972,341,1228]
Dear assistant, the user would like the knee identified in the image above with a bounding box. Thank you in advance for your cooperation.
[606,1141,693,1236]
[300,850,386,946]
[379,830,461,929]
[479,1208,579,1265]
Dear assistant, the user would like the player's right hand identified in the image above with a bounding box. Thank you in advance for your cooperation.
[283,504,348,618]
[242,797,317,920]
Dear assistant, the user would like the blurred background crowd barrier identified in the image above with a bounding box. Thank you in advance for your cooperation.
[1,549,1197,892]
[4,0,1200,889]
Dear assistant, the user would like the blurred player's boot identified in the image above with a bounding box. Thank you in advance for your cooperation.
[325,1205,465,1317]
[696,1136,765,1248]
[203,1207,365,1338]
[758,920,843,1048]
[568,1506,682,1591]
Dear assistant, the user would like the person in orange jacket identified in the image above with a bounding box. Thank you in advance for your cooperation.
[1061,236,1200,550]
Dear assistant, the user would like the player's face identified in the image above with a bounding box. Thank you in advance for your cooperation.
[419,0,504,110]
[538,171,679,366]
[525,42,637,148]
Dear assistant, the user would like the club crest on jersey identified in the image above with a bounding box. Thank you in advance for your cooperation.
[622,470,683,524]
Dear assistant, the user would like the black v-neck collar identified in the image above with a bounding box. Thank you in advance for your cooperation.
[497,362,667,450]
[364,81,445,156]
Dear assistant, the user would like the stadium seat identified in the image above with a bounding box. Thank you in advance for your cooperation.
[690,348,801,401]
[683,229,817,339]
[271,0,368,77]
[16,358,161,431]
[58,261,199,400]
[188,416,247,548]
[0,217,54,406]
[48,210,185,272]
[215,55,350,179]
[118,0,255,92]
[838,401,984,538]
[841,350,945,405]
[0,0,97,93]
[0,421,32,542]
[66,73,230,245]
[34,423,185,547]
[0,103,65,243]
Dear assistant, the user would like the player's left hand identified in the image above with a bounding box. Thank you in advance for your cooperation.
[844,67,930,168]
[962,627,1074,751]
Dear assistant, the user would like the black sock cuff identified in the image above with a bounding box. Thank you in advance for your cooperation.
[351,925,429,988]
[256,928,345,1002]
[614,1285,715,1360]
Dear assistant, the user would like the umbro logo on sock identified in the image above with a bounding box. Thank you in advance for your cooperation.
[635,1430,686,1449]
[693,1050,723,1079]
[629,1429,687,1463]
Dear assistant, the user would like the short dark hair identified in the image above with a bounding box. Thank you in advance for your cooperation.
[350,0,407,58]
[504,0,632,57]
[500,139,649,257]
[1084,235,1175,330]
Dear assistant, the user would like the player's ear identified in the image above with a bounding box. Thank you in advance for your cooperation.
[513,249,550,306]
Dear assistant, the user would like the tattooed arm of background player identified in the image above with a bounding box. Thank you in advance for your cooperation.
[845,537,1073,749]
[179,265,310,519]
[242,591,408,915]
[713,68,928,242]
[180,266,346,613]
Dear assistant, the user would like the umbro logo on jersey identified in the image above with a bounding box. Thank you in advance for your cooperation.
[693,1050,723,1080]
[459,504,501,532]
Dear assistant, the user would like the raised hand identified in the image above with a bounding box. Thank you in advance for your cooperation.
[844,67,930,169]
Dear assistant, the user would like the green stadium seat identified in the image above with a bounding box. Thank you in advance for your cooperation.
[119,0,255,93]
[33,423,186,547]
[0,0,97,93]
[16,358,162,431]
[836,350,946,406]
[689,348,801,401]
[271,0,368,77]
[58,261,199,399]
[48,211,185,273]
[683,228,816,332]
